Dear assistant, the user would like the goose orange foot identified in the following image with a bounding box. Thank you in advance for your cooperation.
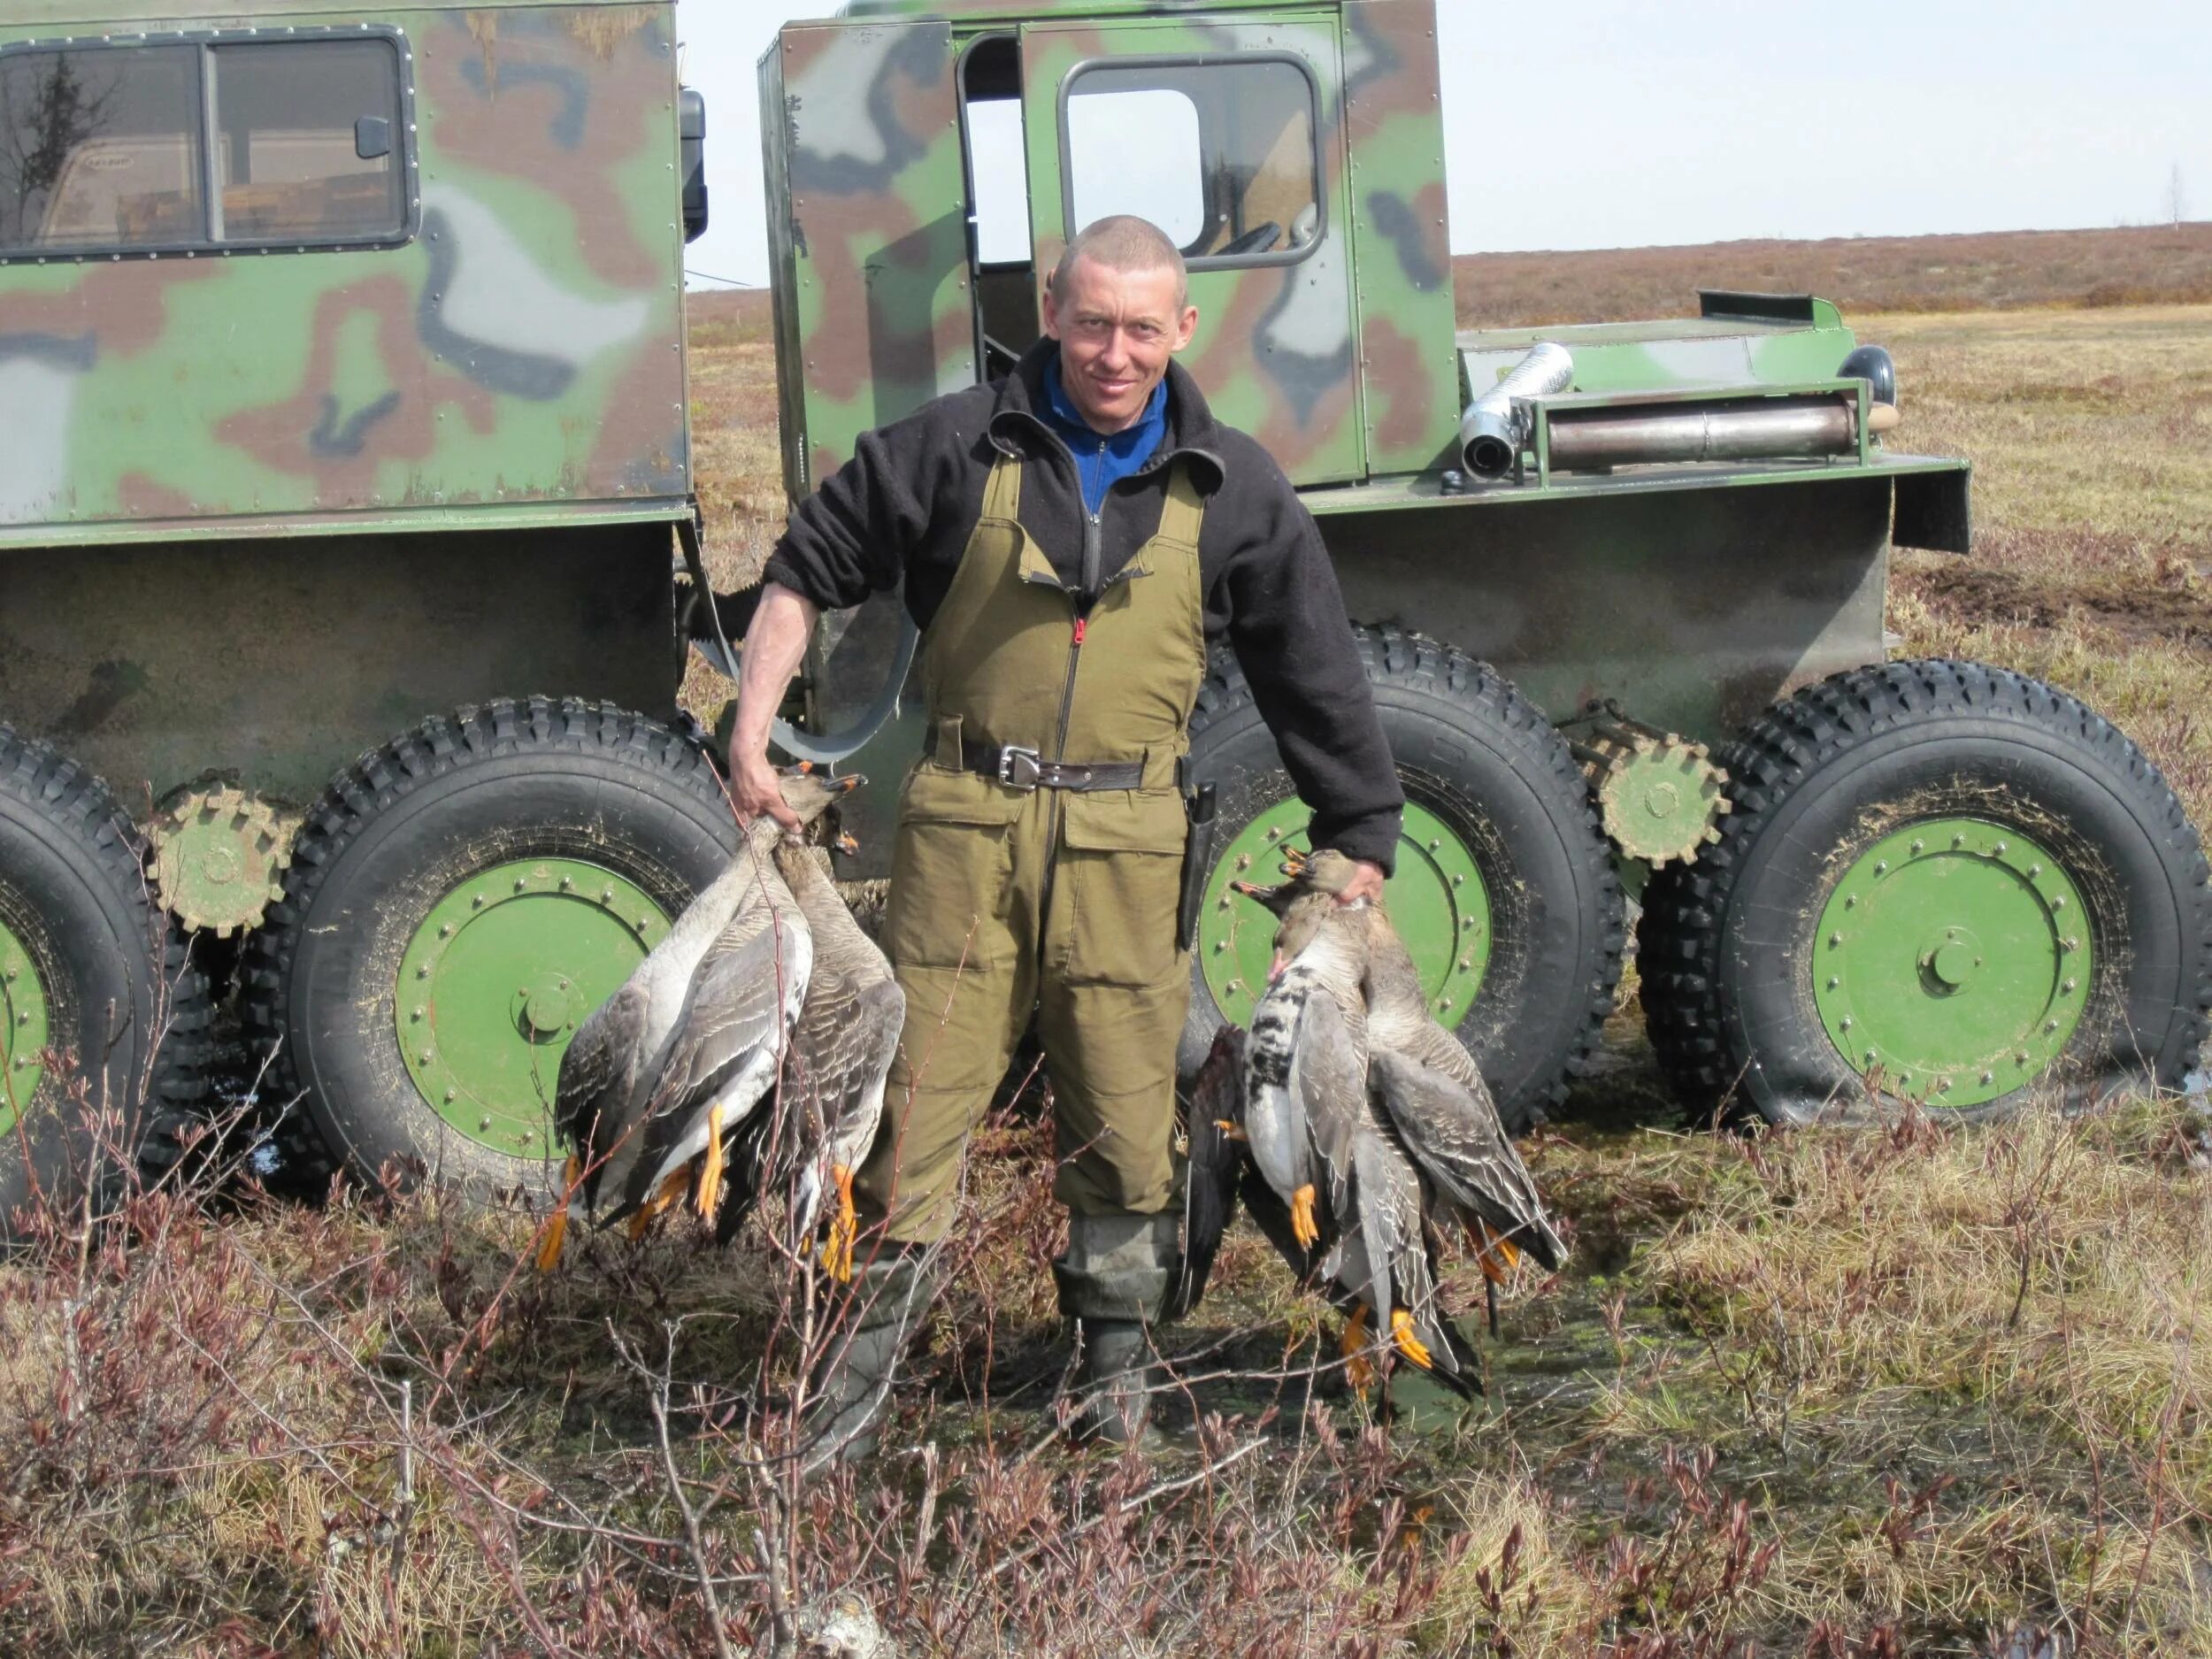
[1389,1309,1434,1371]
[1471,1220,1522,1286]
[535,1156,582,1272]
[627,1166,690,1240]
[1289,1184,1320,1249]
[1213,1119,1248,1142]
[1340,1302,1375,1395]
[694,1103,726,1223]
[822,1164,859,1283]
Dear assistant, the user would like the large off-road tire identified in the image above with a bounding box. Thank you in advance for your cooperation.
[1642,660,2212,1126]
[244,698,741,1199]
[1184,626,1624,1133]
[0,727,210,1230]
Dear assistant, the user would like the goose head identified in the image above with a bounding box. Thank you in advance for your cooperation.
[1233,847,1372,983]
[745,764,865,850]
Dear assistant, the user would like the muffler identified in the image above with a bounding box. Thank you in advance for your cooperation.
[1545,394,1893,472]
[1459,342,1574,476]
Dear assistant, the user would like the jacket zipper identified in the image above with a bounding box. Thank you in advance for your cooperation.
[1012,420,1152,964]
[1038,499,1100,964]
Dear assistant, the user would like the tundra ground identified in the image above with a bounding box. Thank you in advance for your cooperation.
[2,289,2208,1656]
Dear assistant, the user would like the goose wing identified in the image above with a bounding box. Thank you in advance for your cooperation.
[1368,1048,1566,1271]
[764,964,905,1248]
[1167,1025,1247,1321]
[796,965,905,1171]
[602,909,813,1224]
[1291,986,1367,1228]
[554,979,650,1210]
[1347,1126,1480,1400]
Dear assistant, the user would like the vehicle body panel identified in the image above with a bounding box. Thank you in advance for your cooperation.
[0,3,691,544]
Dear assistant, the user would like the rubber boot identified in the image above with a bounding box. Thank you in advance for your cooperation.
[800,1247,936,1472]
[1053,1212,1179,1446]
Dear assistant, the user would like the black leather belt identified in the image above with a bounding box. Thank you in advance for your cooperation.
[940,735,1145,793]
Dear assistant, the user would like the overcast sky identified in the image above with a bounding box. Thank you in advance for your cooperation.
[675,0,2212,289]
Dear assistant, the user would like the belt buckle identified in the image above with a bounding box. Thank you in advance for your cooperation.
[997,745,1043,791]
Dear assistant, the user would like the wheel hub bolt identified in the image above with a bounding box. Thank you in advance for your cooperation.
[1980,1071,1994,1085]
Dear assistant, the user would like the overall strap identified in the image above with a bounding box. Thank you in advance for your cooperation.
[980,453,1022,521]
[1155,458,1206,546]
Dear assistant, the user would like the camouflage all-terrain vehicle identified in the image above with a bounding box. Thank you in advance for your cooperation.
[1,0,2205,1221]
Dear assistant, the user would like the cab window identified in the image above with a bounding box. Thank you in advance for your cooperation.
[0,45,204,250]
[0,31,410,257]
[1062,56,1321,266]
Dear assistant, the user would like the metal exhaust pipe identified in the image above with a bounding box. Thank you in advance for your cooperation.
[1545,394,1865,472]
[1459,342,1573,476]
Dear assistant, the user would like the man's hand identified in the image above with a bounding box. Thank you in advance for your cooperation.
[1336,859,1386,906]
[726,581,818,832]
[732,750,803,833]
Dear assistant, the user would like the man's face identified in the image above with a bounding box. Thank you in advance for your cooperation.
[1041,256,1200,434]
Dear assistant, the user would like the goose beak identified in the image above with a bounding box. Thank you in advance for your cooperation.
[833,830,861,856]
[834,772,866,793]
[1231,879,1278,902]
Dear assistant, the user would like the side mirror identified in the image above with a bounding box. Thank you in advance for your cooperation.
[680,88,709,243]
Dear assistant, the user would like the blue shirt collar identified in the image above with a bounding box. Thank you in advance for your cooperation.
[1043,353,1169,453]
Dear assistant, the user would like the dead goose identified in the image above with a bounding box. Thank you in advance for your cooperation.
[1267,849,1566,1286]
[709,833,904,1281]
[1233,868,1469,1392]
[538,766,859,1265]
[1325,855,1568,1305]
[1236,850,1560,1394]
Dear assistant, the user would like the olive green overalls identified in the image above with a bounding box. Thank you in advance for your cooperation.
[853,449,1207,1297]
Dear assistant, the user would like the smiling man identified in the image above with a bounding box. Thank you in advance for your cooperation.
[725,215,1401,1458]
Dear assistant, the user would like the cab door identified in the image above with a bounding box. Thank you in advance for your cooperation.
[764,19,976,489]
[1018,13,1363,487]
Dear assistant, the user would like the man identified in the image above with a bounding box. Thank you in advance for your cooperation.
[726,215,1401,1455]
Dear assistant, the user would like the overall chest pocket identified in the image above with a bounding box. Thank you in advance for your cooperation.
[882,766,1032,972]
[1058,790,1189,988]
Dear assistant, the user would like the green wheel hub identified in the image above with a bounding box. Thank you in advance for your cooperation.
[1200,799,1490,1031]
[1813,818,2091,1107]
[397,859,672,1155]
[0,920,48,1133]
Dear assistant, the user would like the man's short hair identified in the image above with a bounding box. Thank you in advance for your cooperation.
[1048,216,1189,310]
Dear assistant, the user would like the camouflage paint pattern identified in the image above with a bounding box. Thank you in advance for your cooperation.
[761,17,975,494]
[1018,13,1363,486]
[0,2,692,822]
[763,0,1973,884]
[0,1,692,544]
[1341,0,1459,477]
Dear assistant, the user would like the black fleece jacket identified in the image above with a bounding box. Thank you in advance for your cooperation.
[759,342,1404,872]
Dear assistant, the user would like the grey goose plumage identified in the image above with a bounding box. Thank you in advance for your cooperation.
[539,767,858,1266]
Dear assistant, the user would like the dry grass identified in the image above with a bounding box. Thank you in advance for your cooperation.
[1457,223,2212,329]
[3,244,2208,1655]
